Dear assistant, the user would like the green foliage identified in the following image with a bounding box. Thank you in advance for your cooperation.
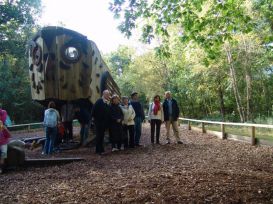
[104,45,135,78]
[110,0,254,55]
[0,0,43,123]
[0,56,44,123]
[109,0,273,123]
[105,47,171,106]
[0,0,41,55]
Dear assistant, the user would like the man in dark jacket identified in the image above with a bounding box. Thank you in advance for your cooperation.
[130,92,145,146]
[61,102,74,142]
[163,91,183,144]
[91,90,111,154]
[74,107,90,146]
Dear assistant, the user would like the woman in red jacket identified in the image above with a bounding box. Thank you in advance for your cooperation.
[148,95,164,144]
[0,120,11,173]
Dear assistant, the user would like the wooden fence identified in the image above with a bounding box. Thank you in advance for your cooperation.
[8,122,43,132]
[8,118,273,146]
[8,120,79,132]
[179,117,273,146]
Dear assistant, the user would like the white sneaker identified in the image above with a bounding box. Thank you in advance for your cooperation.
[112,148,119,152]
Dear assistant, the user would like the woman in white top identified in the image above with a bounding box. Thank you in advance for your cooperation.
[148,95,164,144]
[120,96,136,148]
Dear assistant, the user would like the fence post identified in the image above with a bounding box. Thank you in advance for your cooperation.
[221,124,225,139]
[28,124,31,132]
[201,122,206,133]
[251,126,256,146]
[188,121,191,130]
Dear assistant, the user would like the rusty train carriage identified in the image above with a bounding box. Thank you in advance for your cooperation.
[29,26,120,107]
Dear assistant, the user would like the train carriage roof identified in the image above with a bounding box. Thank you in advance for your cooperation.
[32,26,89,51]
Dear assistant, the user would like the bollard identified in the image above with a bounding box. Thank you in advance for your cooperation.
[188,121,191,130]
[221,124,225,139]
[201,122,206,133]
[251,126,256,146]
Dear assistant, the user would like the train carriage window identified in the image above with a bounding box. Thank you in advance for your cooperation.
[61,45,81,63]
[65,47,79,59]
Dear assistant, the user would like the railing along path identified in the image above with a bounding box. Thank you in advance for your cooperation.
[179,117,273,145]
[8,118,273,146]
[8,120,79,132]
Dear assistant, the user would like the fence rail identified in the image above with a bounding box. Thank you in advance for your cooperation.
[8,122,43,132]
[179,117,273,145]
[8,120,79,132]
[179,118,273,128]
[7,118,273,145]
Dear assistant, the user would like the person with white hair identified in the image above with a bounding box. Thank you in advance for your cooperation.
[91,90,111,154]
[120,96,135,148]
[162,91,183,144]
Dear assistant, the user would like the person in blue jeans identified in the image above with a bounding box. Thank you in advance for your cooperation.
[43,101,60,155]
[44,126,57,154]
[130,92,145,146]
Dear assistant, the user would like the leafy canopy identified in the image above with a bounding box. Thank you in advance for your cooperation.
[109,0,255,56]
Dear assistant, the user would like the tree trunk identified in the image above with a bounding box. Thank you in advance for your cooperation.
[242,36,253,122]
[261,77,272,117]
[225,43,245,122]
[217,78,225,121]
[202,94,210,117]
[189,95,195,118]
[245,72,252,121]
[207,95,213,115]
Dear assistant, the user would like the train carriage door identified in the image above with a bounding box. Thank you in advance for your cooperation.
[57,31,91,101]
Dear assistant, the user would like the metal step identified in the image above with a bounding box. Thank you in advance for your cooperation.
[24,157,84,167]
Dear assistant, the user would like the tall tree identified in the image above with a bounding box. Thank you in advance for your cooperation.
[109,0,273,122]
[0,0,41,55]
[104,45,135,78]
[0,0,43,123]
[109,0,253,53]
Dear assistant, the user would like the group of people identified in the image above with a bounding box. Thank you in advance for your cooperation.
[0,90,183,172]
[92,90,183,155]
[41,90,183,155]
[91,90,145,154]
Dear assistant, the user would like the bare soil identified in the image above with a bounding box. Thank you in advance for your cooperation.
[1,124,273,203]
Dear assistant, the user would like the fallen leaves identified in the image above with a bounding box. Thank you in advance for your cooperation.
[1,124,273,203]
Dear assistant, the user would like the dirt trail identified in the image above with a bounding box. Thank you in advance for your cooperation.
[1,124,273,203]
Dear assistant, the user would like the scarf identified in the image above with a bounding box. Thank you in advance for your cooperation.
[153,101,161,115]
